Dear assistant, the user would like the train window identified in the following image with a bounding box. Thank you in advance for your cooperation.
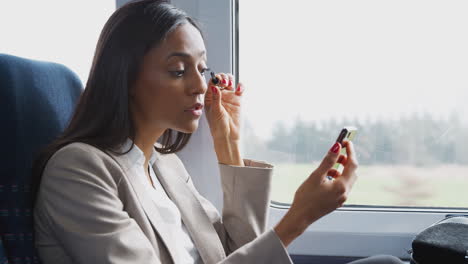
[0,1,115,84]
[238,0,468,209]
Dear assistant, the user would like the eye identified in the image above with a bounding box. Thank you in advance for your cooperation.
[200,67,210,76]
[170,70,185,77]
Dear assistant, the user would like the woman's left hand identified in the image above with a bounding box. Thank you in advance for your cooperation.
[204,73,244,142]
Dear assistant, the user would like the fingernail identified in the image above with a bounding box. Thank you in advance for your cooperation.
[337,156,345,163]
[211,86,217,94]
[222,79,227,84]
[228,80,232,87]
[330,142,340,154]
[236,84,241,92]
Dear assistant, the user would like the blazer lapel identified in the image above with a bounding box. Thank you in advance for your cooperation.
[152,155,226,264]
[111,154,180,264]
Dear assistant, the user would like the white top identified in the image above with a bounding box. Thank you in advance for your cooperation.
[121,139,202,264]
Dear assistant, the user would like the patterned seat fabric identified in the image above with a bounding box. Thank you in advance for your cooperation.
[0,54,83,263]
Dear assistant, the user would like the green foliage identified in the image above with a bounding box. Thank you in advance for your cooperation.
[243,112,468,166]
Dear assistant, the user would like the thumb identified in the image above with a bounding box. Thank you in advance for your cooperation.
[313,142,341,180]
[210,85,222,112]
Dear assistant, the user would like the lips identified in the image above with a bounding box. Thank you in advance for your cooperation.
[185,103,203,111]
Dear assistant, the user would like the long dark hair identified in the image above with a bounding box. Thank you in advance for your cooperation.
[32,0,202,202]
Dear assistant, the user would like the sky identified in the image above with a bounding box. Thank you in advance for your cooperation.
[1,0,466,141]
[239,0,468,139]
[0,0,115,83]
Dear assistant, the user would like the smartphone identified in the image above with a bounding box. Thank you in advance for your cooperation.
[336,126,357,146]
[331,126,358,177]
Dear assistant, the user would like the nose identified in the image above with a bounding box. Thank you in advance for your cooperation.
[188,70,208,96]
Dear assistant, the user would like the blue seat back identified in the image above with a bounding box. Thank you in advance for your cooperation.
[0,54,83,263]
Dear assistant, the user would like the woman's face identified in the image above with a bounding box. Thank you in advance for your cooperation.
[130,22,208,137]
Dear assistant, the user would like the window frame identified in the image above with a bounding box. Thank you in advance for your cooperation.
[173,0,468,260]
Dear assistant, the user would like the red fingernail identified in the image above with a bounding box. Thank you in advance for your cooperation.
[228,80,232,87]
[222,79,227,84]
[330,142,340,153]
[337,156,345,163]
[211,86,217,94]
[329,170,338,178]
[236,84,241,92]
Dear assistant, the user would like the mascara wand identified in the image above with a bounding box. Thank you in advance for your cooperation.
[210,71,220,85]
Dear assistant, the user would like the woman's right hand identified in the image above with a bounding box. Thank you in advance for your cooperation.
[274,141,359,247]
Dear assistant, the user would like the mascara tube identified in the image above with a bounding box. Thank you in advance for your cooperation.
[210,71,226,90]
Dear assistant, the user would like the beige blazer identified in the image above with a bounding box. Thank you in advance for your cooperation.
[34,142,293,264]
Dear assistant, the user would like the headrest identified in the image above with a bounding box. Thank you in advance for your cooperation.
[0,54,83,262]
[0,53,83,183]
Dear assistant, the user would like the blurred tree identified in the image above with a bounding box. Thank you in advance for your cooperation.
[262,112,466,166]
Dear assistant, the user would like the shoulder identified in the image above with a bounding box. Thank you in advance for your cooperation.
[43,142,124,184]
[48,142,115,167]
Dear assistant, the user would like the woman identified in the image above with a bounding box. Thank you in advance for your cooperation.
[33,0,403,263]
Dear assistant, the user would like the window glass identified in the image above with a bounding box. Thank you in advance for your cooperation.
[0,1,115,84]
[239,0,468,208]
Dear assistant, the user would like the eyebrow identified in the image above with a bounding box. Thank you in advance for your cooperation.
[166,50,206,60]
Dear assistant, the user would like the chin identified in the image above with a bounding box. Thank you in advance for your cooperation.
[174,121,199,134]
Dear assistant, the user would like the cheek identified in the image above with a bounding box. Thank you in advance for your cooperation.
[136,75,168,109]
[154,90,175,111]
[133,71,186,122]
[149,85,185,118]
